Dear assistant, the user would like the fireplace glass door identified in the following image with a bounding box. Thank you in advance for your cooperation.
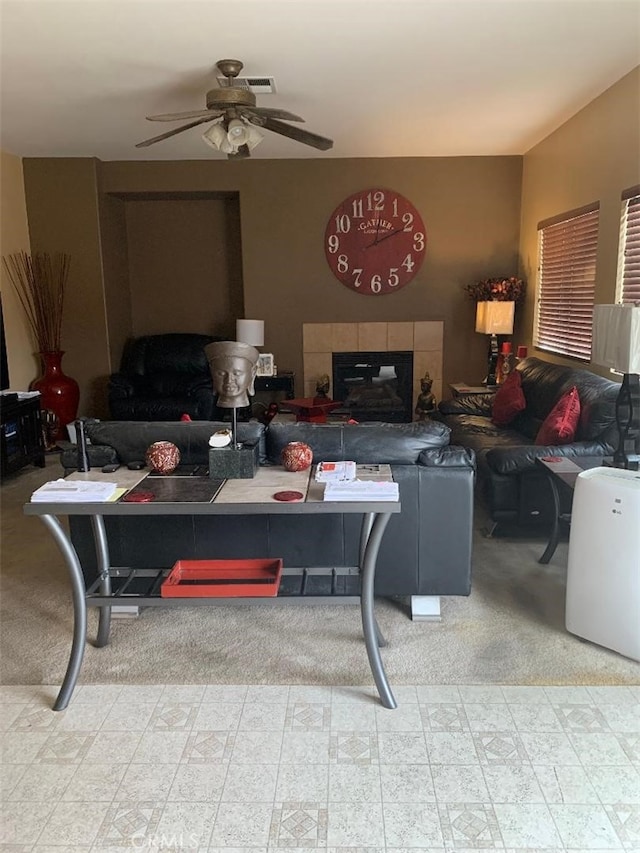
[332,351,413,423]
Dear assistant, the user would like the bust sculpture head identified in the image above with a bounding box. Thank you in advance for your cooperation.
[205,341,260,408]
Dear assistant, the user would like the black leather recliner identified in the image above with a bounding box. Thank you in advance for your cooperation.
[108,333,223,421]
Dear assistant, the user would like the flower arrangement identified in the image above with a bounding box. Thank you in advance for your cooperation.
[2,251,71,352]
[465,276,526,302]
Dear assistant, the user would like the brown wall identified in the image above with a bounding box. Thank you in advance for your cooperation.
[0,150,35,390]
[30,154,519,413]
[519,66,640,375]
[98,191,132,375]
[22,158,110,415]
[124,196,242,340]
[225,157,523,389]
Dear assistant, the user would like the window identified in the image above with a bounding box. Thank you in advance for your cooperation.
[535,205,599,361]
[617,188,640,304]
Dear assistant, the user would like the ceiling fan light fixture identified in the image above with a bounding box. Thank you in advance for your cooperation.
[202,118,263,155]
[202,122,227,150]
[227,118,249,144]
[226,119,263,150]
[243,124,264,151]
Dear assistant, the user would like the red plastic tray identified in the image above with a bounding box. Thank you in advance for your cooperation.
[160,558,283,598]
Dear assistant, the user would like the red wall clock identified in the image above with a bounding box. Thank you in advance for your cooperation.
[324,188,427,295]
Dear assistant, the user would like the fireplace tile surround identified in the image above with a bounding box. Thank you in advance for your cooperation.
[303,321,443,417]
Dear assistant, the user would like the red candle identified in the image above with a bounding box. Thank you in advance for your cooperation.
[516,345,528,359]
[501,341,512,354]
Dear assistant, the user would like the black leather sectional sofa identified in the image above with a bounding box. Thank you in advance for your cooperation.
[437,357,620,532]
[61,419,476,619]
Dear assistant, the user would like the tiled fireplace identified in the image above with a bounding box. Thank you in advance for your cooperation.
[302,321,444,419]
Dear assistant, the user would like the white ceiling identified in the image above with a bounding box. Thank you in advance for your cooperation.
[1,0,639,161]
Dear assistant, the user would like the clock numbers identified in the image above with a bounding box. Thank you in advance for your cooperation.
[366,191,385,211]
[335,214,351,233]
[324,188,427,295]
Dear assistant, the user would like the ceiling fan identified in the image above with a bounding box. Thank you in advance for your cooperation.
[136,58,334,158]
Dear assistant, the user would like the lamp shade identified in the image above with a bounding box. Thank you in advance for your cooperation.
[227,119,250,146]
[243,124,264,151]
[592,304,640,373]
[236,319,264,347]
[202,122,228,150]
[475,301,515,335]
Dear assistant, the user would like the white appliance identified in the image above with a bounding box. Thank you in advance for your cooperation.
[566,467,640,661]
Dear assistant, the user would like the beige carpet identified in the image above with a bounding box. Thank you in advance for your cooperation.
[1,457,638,687]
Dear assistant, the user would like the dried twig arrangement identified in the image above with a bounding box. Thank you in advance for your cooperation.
[2,252,71,352]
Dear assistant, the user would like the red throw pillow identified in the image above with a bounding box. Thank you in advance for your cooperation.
[535,386,581,446]
[491,370,526,426]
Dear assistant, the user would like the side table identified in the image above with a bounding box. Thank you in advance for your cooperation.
[449,383,498,398]
[253,373,295,412]
[1,392,46,477]
[535,456,606,564]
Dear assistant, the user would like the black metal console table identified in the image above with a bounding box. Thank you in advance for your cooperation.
[24,466,400,711]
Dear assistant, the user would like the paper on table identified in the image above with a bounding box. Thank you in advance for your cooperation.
[315,461,357,483]
[108,488,127,502]
[323,479,399,502]
[31,479,118,502]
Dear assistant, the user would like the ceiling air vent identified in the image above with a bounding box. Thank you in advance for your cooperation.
[216,76,276,94]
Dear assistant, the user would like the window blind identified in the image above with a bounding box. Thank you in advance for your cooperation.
[618,193,640,304]
[535,206,599,360]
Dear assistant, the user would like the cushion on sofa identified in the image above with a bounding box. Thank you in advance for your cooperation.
[266,420,451,465]
[85,420,267,465]
[535,386,581,446]
[491,371,526,426]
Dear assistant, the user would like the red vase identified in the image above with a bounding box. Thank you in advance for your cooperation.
[31,351,80,442]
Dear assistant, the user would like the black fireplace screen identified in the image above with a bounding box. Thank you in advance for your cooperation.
[332,351,413,423]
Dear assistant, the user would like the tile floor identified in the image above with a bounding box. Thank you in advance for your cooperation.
[1,682,639,851]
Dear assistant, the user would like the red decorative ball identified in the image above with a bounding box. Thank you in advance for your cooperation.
[145,441,181,474]
[281,441,313,472]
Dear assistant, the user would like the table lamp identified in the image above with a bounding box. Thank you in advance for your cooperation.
[592,304,640,470]
[475,301,515,385]
[236,319,264,348]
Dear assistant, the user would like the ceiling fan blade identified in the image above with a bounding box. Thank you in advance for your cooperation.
[146,109,224,122]
[243,107,305,122]
[260,117,333,151]
[135,117,216,148]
